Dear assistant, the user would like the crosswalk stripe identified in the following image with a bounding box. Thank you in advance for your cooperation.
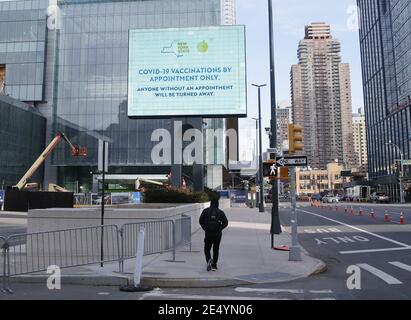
[235,287,333,294]
[389,261,411,273]
[357,263,403,284]
[235,288,303,294]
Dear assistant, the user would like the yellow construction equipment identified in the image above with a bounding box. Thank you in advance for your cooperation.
[13,132,87,190]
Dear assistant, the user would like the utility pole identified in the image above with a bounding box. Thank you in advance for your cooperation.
[268,0,282,245]
[252,118,259,208]
[386,141,405,204]
[288,124,303,261]
[252,84,267,213]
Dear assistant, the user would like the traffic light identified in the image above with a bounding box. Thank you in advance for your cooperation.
[392,162,399,173]
[288,124,303,155]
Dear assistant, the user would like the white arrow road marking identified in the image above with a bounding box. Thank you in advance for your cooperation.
[357,264,403,285]
[389,261,411,273]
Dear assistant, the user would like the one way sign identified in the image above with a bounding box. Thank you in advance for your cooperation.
[275,156,308,167]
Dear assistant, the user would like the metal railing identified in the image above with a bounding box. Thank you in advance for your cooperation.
[119,216,192,272]
[0,216,192,292]
[1,236,7,292]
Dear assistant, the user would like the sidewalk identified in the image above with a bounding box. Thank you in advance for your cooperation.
[10,207,326,288]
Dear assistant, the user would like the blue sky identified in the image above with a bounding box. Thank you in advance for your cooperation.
[236,0,364,158]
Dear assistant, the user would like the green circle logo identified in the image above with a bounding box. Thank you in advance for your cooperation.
[197,41,209,53]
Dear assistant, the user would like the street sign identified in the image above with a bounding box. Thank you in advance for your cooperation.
[275,156,308,167]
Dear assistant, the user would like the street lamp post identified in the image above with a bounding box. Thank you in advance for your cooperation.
[252,84,267,213]
[252,117,259,208]
[386,141,405,204]
[268,0,282,243]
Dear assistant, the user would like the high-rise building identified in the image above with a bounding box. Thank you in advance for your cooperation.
[291,22,356,169]
[221,0,236,25]
[276,104,292,151]
[0,0,238,192]
[357,0,411,202]
[352,108,368,169]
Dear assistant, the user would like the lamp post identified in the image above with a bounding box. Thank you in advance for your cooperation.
[252,117,260,208]
[268,0,282,244]
[385,141,405,204]
[252,84,267,213]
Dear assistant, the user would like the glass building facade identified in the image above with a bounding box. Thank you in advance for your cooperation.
[0,0,47,101]
[0,94,46,187]
[357,0,411,202]
[0,0,235,191]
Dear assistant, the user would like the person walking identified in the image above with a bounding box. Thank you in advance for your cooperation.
[199,198,228,271]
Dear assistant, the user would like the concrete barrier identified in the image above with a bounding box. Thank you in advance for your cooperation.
[28,199,231,235]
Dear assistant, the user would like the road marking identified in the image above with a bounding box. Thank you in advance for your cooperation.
[235,287,333,294]
[340,247,411,254]
[389,261,411,273]
[97,292,110,296]
[235,287,302,294]
[141,292,272,300]
[309,290,334,294]
[357,263,403,285]
[298,209,411,249]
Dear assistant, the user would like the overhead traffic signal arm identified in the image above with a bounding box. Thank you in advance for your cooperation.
[289,124,304,156]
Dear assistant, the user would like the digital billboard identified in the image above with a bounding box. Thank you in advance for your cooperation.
[128,26,247,118]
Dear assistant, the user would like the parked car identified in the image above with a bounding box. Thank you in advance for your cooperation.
[370,192,389,203]
[322,195,340,203]
[311,194,322,202]
[297,194,310,201]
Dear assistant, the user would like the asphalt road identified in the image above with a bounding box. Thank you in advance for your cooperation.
[278,203,411,299]
[1,204,411,300]
[0,216,27,238]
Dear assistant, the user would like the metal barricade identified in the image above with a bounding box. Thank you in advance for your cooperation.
[120,220,173,270]
[1,236,8,292]
[1,216,193,291]
[173,216,192,251]
[119,216,192,271]
[5,225,121,279]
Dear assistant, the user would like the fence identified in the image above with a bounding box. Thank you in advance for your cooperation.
[119,216,191,272]
[0,216,191,292]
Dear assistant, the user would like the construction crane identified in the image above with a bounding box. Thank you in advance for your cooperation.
[13,132,87,190]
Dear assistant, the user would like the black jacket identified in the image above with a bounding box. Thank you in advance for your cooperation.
[199,206,228,236]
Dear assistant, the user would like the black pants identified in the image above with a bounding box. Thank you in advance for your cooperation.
[204,233,222,265]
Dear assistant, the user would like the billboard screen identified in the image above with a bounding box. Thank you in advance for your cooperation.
[128,26,247,118]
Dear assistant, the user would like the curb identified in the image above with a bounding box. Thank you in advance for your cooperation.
[9,274,130,286]
[140,277,250,288]
[8,259,327,289]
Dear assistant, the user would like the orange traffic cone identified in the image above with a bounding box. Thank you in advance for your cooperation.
[370,209,375,220]
[384,211,390,222]
[359,208,363,216]
[351,207,355,216]
[400,213,405,225]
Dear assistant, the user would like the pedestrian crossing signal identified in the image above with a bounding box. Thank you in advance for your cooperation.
[263,162,277,178]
